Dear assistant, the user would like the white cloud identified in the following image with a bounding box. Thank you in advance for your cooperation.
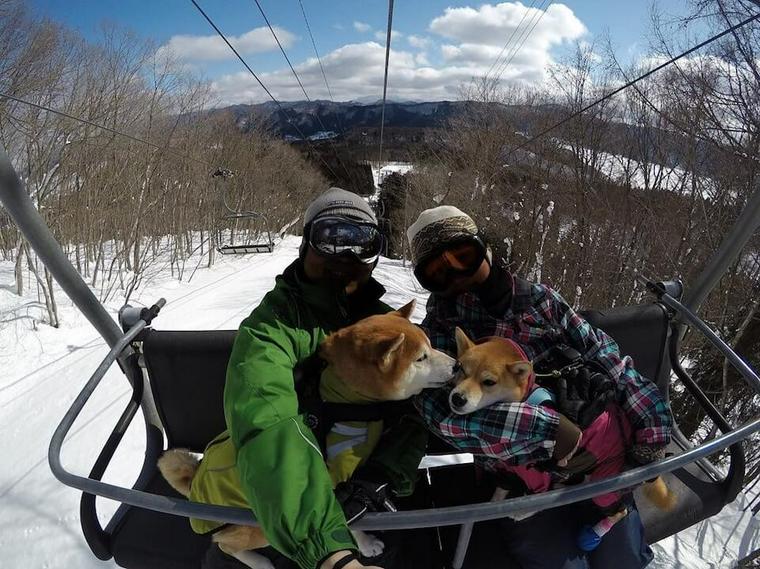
[430,2,586,46]
[432,3,586,82]
[374,29,404,42]
[210,41,483,105]
[157,26,295,62]
[407,35,431,49]
[203,2,589,105]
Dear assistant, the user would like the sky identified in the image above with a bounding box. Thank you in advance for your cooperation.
[28,1,693,106]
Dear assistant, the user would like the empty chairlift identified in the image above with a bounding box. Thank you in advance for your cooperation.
[213,168,274,255]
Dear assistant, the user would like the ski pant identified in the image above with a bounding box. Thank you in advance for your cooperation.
[502,496,653,569]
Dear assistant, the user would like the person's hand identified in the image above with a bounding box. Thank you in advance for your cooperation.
[319,550,385,569]
[628,442,667,465]
[334,478,397,524]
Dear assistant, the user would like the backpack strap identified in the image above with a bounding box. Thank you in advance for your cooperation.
[332,551,360,569]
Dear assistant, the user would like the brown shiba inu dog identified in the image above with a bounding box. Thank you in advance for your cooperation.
[158,300,455,569]
[448,328,534,415]
[448,327,675,516]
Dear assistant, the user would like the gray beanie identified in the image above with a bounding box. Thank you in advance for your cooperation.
[406,205,479,265]
[304,187,377,227]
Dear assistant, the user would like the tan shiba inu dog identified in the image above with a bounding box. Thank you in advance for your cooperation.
[448,327,675,516]
[158,300,455,569]
[448,327,534,415]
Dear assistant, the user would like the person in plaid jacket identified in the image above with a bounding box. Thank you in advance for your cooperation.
[407,205,671,569]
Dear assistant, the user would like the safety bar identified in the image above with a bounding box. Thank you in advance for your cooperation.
[49,295,760,532]
[650,281,760,394]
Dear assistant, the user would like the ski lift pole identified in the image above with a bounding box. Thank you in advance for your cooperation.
[680,183,760,319]
[640,276,760,394]
[0,145,163,426]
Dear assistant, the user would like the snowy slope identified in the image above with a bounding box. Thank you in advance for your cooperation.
[0,235,758,568]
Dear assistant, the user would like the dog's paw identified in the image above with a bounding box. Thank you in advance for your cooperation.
[352,530,385,558]
[228,549,275,569]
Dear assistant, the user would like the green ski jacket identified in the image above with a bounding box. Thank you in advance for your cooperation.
[222,260,429,569]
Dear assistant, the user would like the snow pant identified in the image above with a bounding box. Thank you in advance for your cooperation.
[502,496,653,569]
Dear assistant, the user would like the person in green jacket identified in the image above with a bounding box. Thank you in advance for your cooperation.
[220,188,428,569]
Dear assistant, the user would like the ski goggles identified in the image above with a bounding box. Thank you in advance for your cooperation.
[414,235,487,292]
[308,216,383,264]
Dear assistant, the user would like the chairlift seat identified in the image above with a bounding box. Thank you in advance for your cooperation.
[102,303,741,568]
[217,243,274,255]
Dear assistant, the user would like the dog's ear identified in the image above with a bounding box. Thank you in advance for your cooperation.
[377,333,405,371]
[392,299,416,320]
[455,327,473,357]
[509,361,533,388]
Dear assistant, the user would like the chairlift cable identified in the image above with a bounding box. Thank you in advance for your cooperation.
[492,0,551,84]
[189,0,341,181]
[615,59,759,165]
[507,10,760,157]
[252,0,310,102]
[484,0,540,82]
[377,0,395,166]
[252,0,356,188]
[0,91,214,170]
[296,0,351,147]
[297,0,335,102]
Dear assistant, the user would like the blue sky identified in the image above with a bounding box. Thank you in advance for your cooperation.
[30,1,692,105]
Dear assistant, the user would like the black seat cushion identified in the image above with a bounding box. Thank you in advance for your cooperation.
[580,303,671,396]
[143,329,237,452]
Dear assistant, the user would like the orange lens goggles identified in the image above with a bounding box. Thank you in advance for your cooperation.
[415,239,486,291]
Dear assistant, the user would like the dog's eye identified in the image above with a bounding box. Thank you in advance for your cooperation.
[416,353,428,362]
[482,379,497,387]
[453,361,463,374]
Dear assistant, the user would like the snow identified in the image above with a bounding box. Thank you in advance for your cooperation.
[308,131,338,141]
[1,235,758,568]
[370,161,414,191]
[554,141,719,198]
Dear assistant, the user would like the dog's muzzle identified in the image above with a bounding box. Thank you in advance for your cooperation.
[450,391,468,411]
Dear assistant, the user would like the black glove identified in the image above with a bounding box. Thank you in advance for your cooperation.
[334,478,397,524]
[555,369,616,430]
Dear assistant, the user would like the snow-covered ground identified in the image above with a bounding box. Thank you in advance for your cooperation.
[1,235,758,568]
[554,141,718,198]
[371,161,414,190]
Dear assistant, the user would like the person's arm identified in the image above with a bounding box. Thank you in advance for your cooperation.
[414,387,581,466]
[224,296,356,569]
[543,286,673,447]
[419,307,456,357]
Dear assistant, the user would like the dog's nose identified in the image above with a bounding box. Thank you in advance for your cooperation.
[451,392,467,409]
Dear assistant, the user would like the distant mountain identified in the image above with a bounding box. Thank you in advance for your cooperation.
[208,100,476,138]
[203,99,720,181]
